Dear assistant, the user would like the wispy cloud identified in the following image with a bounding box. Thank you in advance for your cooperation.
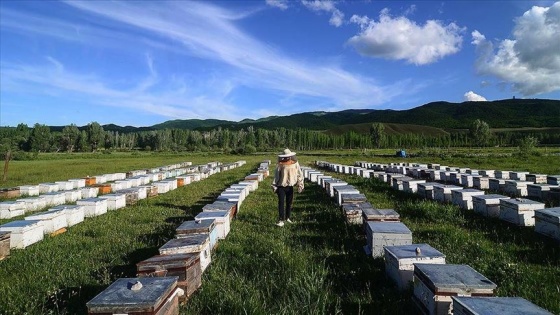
[302,0,345,27]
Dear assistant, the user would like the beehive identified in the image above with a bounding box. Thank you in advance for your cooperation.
[176,219,218,250]
[417,183,441,200]
[325,180,348,198]
[510,171,529,181]
[499,198,545,226]
[77,198,108,217]
[525,174,548,184]
[362,208,400,224]
[340,193,367,205]
[527,184,556,201]
[495,170,511,179]
[64,190,81,203]
[413,264,496,315]
[452,296,553,315]
[489,178,506,192]
[25,210,67,235]
[472,194,510,218]
[384,243,446,291]
[153,181,171,194]
[433,185,463,203]
[479,170,495,178]
[534,207,560,242]
[341,203,365,225]
[504,180,531,197]
[451,189,485,210]
[141,185,158,198]
[16,197,47,213]
[84,177,96,186]
[203,201,237,220]
[473,176,490,190]
[392,176,413,191]
[95,184,112,195]
[0,220,44,249]
[334,185,360,206]
[195,210,230,240]
[19,185,40,197]
[48,205,85,227]
[365,222,412,258]
[547,175,560,185]
[40,192,66,207]
[68,178,86,189]
[159,234,211,273]
[122,189,140,206]
[98,193,126,210]
[402,179,426,194]
[0,201,26,219]
[55,181,74,191]
[39,183,59,193]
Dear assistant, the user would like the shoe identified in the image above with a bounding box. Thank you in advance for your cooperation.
[276,221,284,227]
[286,218,294,224]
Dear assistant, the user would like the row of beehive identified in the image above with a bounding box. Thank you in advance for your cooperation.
[85,160,267,315]
[309,161,553,315]
[0,161,246,262]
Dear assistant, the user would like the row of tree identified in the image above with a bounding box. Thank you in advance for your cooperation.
[1,120,556,156]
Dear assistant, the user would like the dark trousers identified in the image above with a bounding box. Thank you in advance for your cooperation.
[276,186,294,221]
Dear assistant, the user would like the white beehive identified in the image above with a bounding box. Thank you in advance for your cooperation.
[238,180,258,192]
[77,198,108,217]
[413,264,496,315]
[499,198,545,226]
[429,170,441,181]
[392,176,413,191]
[526,174,547,184]
[326,180,348,198]
[0,220,44,249]
[16,197,47,213]
[40,192,66,207]
[489,178,506,192]
[68,178,86,189]
[134,186,147,200]
[451,189,485,210]
[334,185,360,206]
[98,193,126,210]
[19,185,40,197]
[162,179,178,191]
[534,207,560,242]
[473,176,490,190]
[153,181,171,194]
[384,243,446,291]
[510,171,529,181]
[93,175,107,184]
[25,210,67,235]
[402,179,426,194]
[0,201,26,219]
[159,234,212,273]
[47,205,85,227]
[64,190,82,203]
[195,210,231,240]
[479,170,495,178]
[79,187,99,199]
[460,174,476,188]
[417,183,441,200]
[365,222,412,258]
[433,185,463,203]
[115,180,132,189]
[495,170,511,179]
[38,183,59,194]
[547,175,560,185]
[473,194,510,218]
[452,296,553,315]
[504,180,532,197]
[55,181,74,191]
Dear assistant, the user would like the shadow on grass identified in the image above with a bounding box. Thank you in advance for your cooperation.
[43,284,107,315]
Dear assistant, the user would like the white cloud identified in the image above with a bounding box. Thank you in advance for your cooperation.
[464,91,487,102]
[472,2,560,95]
[348,10,465,65]
[404,5,416,16]
[302,0,345,27]
[266,0,288,11]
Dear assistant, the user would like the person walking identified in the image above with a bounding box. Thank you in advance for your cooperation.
[272,148,304,227]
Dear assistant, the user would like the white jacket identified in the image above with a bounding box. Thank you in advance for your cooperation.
[273,161,304,189]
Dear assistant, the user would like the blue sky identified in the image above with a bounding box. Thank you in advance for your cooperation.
[1,0,559,127]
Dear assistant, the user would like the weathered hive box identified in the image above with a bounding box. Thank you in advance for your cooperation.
[222,188,246,203]
[452,296,553,315]
[0,220,44,249]
[95,184,112,195]
[325,180,348,198]
[47,205,84,227]
[159,234,211,273]
[137,253,201,298]
[25,210,67,235]
[365,222,412,258]
[86,277,183,315]
[334,185,360,206]
[473,176,489,190]
[488,178,506,192]
[460,174,476,188]
[495,170,511,179]
[175,175,190,187]
[534,208,560,242]
[387,173,406,185]
[309,171,324,183]
[98,193,126,210]
[68,178,86,189]
[316,175,332,188]
[79,187,99,199]
[122,189,140,206]
[245,173,263,182]
[451,189,485,210]
[141,185,158,198]
[77,198,108,217]
[504,180,531,197]
[84,177,96,186]
[55,181,74,191]
[19,185,40,197]
[527,184,556,200]
[340,193,367,205]
[510,171,529,181]
[417,183,441,200]
[39,183,59,194]
[402,179,426,194]
[376,172,389,183]
[229,184,250,197]
[526,174,547,184]
[341,203,364,225]
[195,210,230,240]
[39,192,66,207]
[392,176,413,191]
[384,243,446,291]
[433,185,463,203]
[547,175,560,185]
[413,264,496,315]
[362,208,400,226]
[176,219,218,250]
[64,190,82,203]
[16,197,47,213]
[0,187,21,199]
[0,231,10,260]
[499,198,545,226]
[472,194,510,218]
[153,181,171,194]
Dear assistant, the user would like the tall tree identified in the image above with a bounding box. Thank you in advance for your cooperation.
[370,122,385,148]
[61,124,80,152]
[469,119,492,147]
[29,123,51,152]
[86,122,105,151]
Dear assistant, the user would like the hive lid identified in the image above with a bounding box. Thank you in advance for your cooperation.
[25,210,64,220]
[137,253,199,270]
[176,219,215,234]
[535,208,560,223]
[78,197,105,202]
[452,297,553,315]
[368,222,411,234]
[363,208,399,220]
[195,210,229,220]
[160,234,209,252]
[472,194,509,201]
[414,264,496,293]
[384,243,444,259]
[0,220,43,231]
[86,277,178,312]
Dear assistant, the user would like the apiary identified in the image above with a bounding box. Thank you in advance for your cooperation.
[365,221,412,258]
[0,231,10,260]
[176,219,218,250]
[39,183,59,194]
[384,243,446,291]
[504,180,531,197]
[499,198,545,226]
[19,185,40,197]
[16,197,47,213]
[79,187,99,199]
[98,193,126,210]
[153,181,171,194]
[473,176,489,190]
[137,253,201,298]
[495,170,511,179]
[392,176,413,191]
[25,210,67,235]
[334,185,360,206]
[489,178,506,192]
[159,234,211,273]
[451,189,485,210]
[55,181,74,191]
[77,198,108,217]
[413,264,496,315]
[64,190,81,203]
[433,185,463,203]
[534,207,560,242]
[472,194,510,218]
[203,201,237,220]
[417,182,441,200]
[452,296,553,315]
[510,171,529,181]
[195,210,230,240]
[547,175,560,185]
[86,277,183,315]
[0,220,44,249]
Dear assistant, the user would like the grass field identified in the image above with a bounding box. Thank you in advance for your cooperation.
[0,151,559,314]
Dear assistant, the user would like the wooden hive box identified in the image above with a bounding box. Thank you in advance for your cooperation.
[433,185,463,203]
[95,184,112,195]
[0,201,26,219]
[48,205,85,227]
[84,177,96,186]
[153,182,171,194]
[25,210,67,235]
[195,210,230,240]
[176,219,218,250]
[159,234,211,273]
[77,198,108,217]
[0,187,21,199]
[499,198,545,226]
[340,193,367,205]
[325,180,347,198]
[452,296,553,315]
[504,180,531,197]
[19,185,40,197]
[86,277,182,315]
[16,197,47,213]
[473,176,490,190]
[534,207,560,242]
[510,171,529,181]
[137,253,201,299]
[0,220,44,249]
[413,264,496,315]
[98,193,126,210]
[0,231,10,260]
[392,176,413,191]
[384,243,446,291]
[472,194,510,218]
[402,179,426,194]
[39,183,59,194]
[495,170,511,179]
[365,222,412,258]
[141,185,158,198]
[203,201,237,219]
[362,208,400,224]
[547,175,560,185]
[526,174,547,184]
[341,203,364,225]
[334,185,360,206]
[121,189,139,206]
[417,182,442,200]
[64,190,82,203]
[451,189,485,210]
